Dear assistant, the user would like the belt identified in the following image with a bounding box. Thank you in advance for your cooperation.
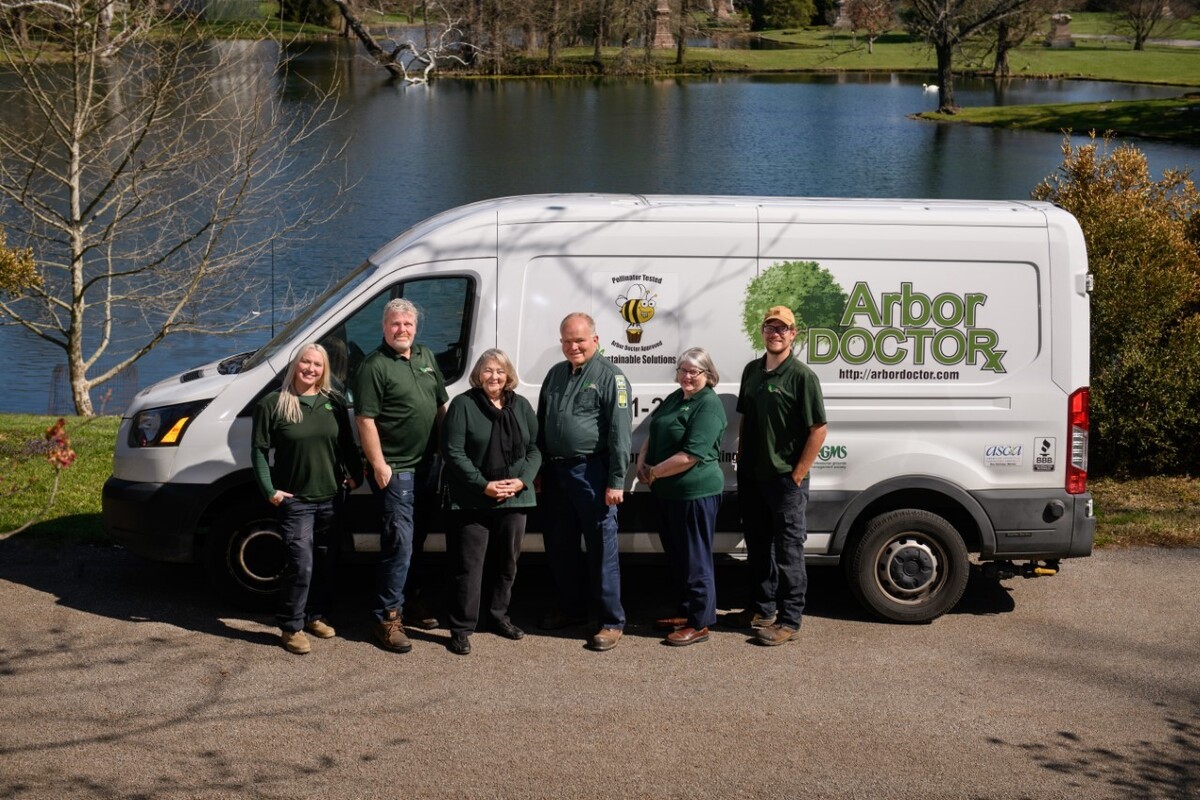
[548,452,605,466]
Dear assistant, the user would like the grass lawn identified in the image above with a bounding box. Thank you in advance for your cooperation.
[1,414,1196,551]
[920,94,1200,142]
[733,28,1200,86]
[1065,11,1200,40]
[0,415,120,544]
[1091,476,1200,548]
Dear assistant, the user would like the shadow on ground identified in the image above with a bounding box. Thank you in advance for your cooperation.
[0,532,1016,647]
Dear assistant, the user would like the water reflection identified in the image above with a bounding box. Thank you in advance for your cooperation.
[1,42,1196,412]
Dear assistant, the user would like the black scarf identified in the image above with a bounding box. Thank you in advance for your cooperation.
[469,388,524,481]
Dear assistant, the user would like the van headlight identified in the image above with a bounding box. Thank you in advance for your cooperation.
[129,400,211,448]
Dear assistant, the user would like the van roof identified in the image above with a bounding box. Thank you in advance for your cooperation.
[368,194,1057,265]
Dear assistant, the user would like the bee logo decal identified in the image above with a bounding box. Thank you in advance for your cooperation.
[616,283,656,344]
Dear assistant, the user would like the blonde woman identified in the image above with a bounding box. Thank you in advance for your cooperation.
[252,343,362,654]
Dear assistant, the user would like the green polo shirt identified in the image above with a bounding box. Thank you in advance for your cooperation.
[251,391,362,502]
[537,354,632,490]
[737,352,827,481]
[645,385,727,501]
[352,341,449,471]
[441,392,542,511]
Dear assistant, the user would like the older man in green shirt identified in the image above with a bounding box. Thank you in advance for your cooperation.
[353,298,448,653]
[537,312,632,651]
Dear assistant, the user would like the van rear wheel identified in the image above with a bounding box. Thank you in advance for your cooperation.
[203,499,285,610]
[848,509,969,623]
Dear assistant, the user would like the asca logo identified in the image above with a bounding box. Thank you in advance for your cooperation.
[819,445,848,461]
[985,445,1023,457]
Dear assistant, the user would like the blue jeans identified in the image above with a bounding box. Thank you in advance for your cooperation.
[738,472,810,629]
[543,456,625,629]
[655,494,721,630]
[370,470,415,622]
[276,498,338,633]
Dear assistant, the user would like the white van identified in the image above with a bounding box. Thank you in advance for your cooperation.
[103,194,1095,623]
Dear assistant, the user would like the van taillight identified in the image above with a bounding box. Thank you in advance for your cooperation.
[1066,388,1089,494]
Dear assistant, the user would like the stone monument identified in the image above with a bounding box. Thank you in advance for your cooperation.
[1045,13,1075,48]
[652,0,675,48]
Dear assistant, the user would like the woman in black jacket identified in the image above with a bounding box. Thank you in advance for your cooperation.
[440,348,542,655]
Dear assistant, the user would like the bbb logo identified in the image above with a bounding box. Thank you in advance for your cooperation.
[819,445,848,461]
[985,445,1023,457]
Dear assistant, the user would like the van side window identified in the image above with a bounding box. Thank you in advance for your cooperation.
[320,276,474,401]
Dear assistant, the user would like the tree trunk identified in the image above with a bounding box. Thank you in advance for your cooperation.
[676,0,688,64]
[547,0,561,65]
[593,0,606,63]
[330,0,405,78]
[935,40,956,113]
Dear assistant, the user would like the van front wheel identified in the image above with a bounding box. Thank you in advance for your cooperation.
[203,499,285,610]
[848,509,969,624]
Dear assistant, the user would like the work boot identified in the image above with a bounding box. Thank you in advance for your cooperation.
[304,618,336,639]
[374,609,412,653]
[589,627,622,652]
[754,624,800,646]
[281,630,311,655]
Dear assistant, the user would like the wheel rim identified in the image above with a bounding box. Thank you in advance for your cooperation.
[875,534,947,604]
[231,524,285,592]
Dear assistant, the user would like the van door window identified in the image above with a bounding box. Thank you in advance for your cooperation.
[319,276,474,400]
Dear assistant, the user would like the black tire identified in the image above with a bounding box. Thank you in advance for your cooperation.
[847,509,969,624]
[202,497,285,610]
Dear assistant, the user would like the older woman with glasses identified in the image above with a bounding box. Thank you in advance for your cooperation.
[635,347,728,646]
[440,348,542,655]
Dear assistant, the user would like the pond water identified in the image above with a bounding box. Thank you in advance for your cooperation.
[1,41,1196,413]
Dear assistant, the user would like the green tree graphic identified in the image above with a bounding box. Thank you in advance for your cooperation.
[742,261,849,350]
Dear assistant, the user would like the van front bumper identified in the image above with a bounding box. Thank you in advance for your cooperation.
[102,477,209,563]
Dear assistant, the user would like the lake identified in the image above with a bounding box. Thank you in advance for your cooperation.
[1,41,1196,413]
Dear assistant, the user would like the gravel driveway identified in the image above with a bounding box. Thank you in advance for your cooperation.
[1,541,1197,800]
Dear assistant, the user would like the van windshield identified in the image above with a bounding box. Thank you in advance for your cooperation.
[241,260,377,372]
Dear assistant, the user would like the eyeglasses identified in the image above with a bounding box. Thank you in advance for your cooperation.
[676,368,705,378]
[761,324,792,336]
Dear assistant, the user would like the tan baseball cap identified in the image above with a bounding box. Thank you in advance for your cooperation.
[763,305,796,328]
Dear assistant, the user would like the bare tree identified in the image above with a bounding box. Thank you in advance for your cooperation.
[903,0,1038,112]
[1109,0,1192,50]
[0,2,341,415]
[845,0,896,53]
[332,0,476,79]
[958,0,1051,76]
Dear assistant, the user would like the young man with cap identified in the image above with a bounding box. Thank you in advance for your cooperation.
[733,305,828,645]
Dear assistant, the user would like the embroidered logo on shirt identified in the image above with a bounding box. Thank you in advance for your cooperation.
[614,375,629,408]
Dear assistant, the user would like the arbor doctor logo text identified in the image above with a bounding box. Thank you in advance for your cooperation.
[807,282,1008,374]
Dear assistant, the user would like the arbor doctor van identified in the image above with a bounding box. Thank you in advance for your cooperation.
[103,194,1095,623]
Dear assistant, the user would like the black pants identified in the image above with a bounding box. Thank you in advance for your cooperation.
[738,472,810,630]
[445,508,527,635]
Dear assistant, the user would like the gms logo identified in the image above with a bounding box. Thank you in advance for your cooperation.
[984,444,1023,467]
[815,444,848,471]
